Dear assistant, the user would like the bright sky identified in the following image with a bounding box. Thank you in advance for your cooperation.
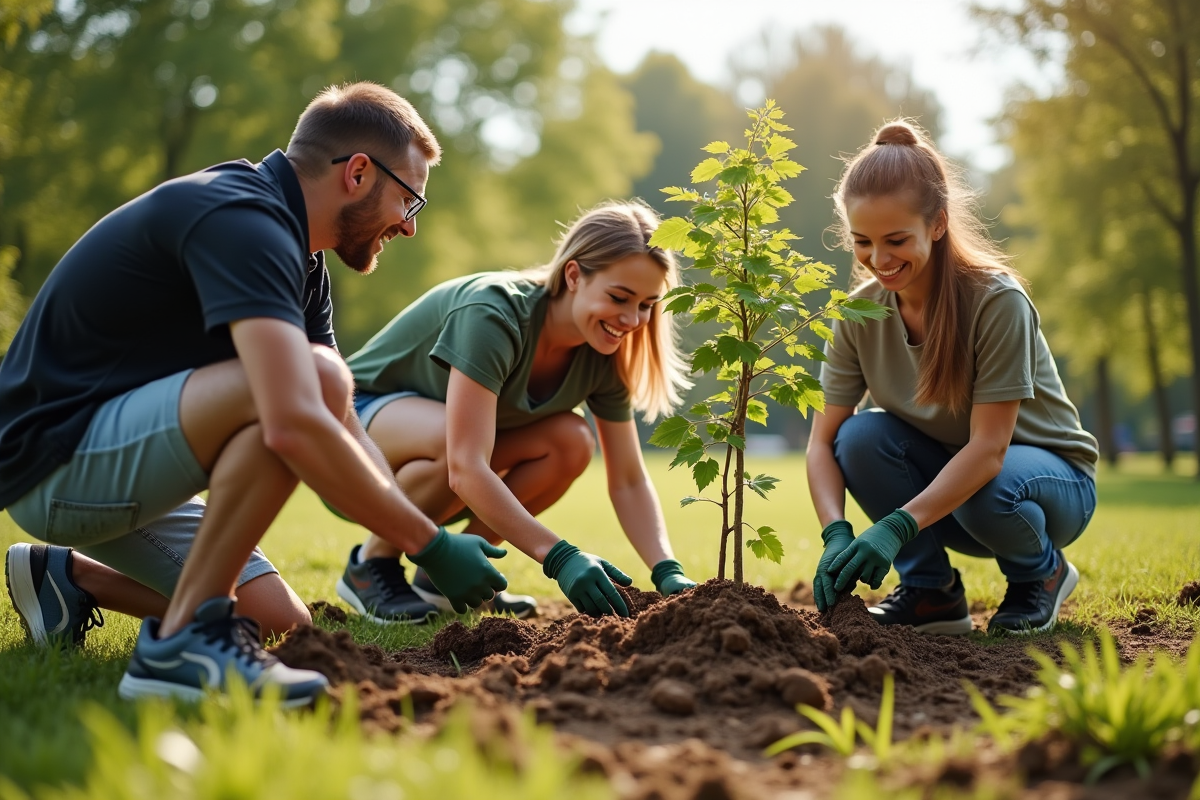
[568,0,1057,173]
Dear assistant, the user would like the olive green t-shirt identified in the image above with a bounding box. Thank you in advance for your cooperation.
[820,272,1099,478]
[346,271,632,430]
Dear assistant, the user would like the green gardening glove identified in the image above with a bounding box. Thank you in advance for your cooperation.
[543,540,633,617]
[813,521,855,612]
[651,559,697,596]
[829,510,919,592]
[408,527,509,613]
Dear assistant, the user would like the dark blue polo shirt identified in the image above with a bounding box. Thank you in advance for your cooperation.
[0,150,335,509]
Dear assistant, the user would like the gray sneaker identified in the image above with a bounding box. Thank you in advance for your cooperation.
[118,597,328,706]
[335,545,439,625]
[5,543,104,647]
[412,567,539,619]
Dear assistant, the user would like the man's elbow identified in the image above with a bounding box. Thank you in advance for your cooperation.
[260,410,325,461]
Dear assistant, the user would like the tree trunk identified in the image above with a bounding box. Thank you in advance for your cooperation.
[1177,191,1200,480]
[1141,291,1176,470]
[717,441,733,581]
[1095,356,1119,468]
[733,443,745,585]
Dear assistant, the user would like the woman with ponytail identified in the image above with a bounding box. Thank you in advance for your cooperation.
[332,201,697,622]
[807,121,1098,635]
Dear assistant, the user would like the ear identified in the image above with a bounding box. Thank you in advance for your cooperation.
[932,209,948,241]
[564,260,582,292]
[339,153,372,196]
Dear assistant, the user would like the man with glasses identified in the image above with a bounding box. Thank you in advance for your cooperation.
[0,82,508,704]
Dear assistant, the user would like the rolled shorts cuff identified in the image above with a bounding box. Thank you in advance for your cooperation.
[354,390,422,430]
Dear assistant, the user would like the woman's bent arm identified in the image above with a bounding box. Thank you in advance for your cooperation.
[806,404,857,527]
[902,400,1021,528]
[595,417,673,567]
[444,368,561,562]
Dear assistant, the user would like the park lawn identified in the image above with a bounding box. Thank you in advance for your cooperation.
[0,452,1196,793]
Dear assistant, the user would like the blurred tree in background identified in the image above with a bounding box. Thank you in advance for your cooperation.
[981,0,1200,474]
[0,0,654,351]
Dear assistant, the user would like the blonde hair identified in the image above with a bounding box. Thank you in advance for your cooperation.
[833,119,1024,416]
[525,202,691,422]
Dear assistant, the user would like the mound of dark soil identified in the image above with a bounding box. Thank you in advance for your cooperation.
[275,580,1043,759]
[1179,581,1200,607]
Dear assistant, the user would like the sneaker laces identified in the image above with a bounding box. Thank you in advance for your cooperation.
[366,558,413,602]
[72,591,104,641]
[200,616,272,667]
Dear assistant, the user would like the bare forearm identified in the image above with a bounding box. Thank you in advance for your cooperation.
[451,465,560,562]
[344,409,394,482]
[902,441,1004,529]
[609,479,673,567]
[271,415,436,552]
[806,441,848,528]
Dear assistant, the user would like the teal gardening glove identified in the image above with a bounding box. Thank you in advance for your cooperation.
[813,520,855,612]
[408,527,509,613]
[829,510,919,592]
[651,559,697,596]
[543,540,633,617]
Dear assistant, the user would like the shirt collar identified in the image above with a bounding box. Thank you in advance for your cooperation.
[261,149,314,265]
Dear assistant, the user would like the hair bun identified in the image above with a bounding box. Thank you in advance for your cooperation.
[875,122,919,146]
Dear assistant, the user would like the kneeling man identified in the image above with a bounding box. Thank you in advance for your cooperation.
[0,82,508,705]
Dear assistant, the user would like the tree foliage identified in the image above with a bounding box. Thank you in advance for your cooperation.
[648,102,887,584]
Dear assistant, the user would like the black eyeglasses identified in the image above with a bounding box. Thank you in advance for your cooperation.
[331,154,427,221]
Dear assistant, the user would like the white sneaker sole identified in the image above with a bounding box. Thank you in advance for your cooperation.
[410,582,456,614]
[6,544,48,645]
[336,578,438,625]
[117,674,318,708]
[996,561,1080,636]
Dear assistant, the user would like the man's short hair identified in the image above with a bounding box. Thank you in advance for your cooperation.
[286,82,441,178]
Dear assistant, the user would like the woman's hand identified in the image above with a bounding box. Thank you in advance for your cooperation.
[543,540,633,616]
[813,520,854,612]
[829,510,919,591]
[651,559,696,596]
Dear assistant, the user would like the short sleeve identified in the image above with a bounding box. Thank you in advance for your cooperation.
[973,289,1037,404]
[585,363,632,422]
[820,316,868,407]
[184,206,308,333]
[302,255,336,349]
[429,306,520,394]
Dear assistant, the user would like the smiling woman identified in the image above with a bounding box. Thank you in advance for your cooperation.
[325,202,699,624]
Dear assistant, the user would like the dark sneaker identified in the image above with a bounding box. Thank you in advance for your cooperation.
[988,552,1079,636]
[5,543,104,647]
[336,545,438,625]
[119,597,328,706]
[867,569,973,635]
[412,567,538,619]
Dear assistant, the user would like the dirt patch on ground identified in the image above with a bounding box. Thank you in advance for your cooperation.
[1179,581,1200,607]
[273,580,1196,798]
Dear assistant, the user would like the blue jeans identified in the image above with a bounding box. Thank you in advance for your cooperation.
[833,410,1096,588]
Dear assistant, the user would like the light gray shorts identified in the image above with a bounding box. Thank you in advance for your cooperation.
[353,389,421,430]
[6,369,276,596]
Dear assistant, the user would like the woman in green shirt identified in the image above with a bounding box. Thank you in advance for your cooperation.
[808,121,1098,636]
[335,202,697,621]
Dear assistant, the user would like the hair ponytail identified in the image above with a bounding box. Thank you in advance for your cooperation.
[833,119,1025,416]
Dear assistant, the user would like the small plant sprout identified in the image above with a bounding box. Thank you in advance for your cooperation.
[648,101,887,583]
[765,672,896,762]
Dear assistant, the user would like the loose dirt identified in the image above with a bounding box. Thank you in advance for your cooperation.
[272,580,1197,798]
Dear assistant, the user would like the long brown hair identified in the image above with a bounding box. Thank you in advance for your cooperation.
[833,119,1025,415]
[524,201,691,422]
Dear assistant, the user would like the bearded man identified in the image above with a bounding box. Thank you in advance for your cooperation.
[0,82,508,704]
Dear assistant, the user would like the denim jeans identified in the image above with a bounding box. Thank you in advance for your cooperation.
[833,409,1096,588]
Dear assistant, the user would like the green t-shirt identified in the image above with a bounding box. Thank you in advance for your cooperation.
[346,271,632,430]
[820,272,1099,478]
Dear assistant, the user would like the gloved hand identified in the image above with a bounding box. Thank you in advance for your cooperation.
[813,520,855,612]
[408,527,509,613]
[651,559,697,596]
[829,510,919,592]
[543,540,633,617]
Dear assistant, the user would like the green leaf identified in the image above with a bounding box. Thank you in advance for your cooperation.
[746,399,768,425]
[669,436,706,468]
[648,217,694,250]
[838,297,891,324]
[680,496,702,507]
[648,416,692,448]
[746,473,780,498]
[693,305,721,324]
[766,135,796,157]
[707,423,729,441]
[743,254,772,276]
[719,164,754,186]
[747,529,784,563]
[811,320,834,342]
[664,294,695,315]
[689,402,711,416]
[693,458,720,491]
[691,344,722,373]
[715,335,742,365]
[702,141,731,154]
[772,158,804,178]
[726,434,746,450]
[691,158,724,183]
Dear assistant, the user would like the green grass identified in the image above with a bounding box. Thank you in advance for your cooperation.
[0,451,1196,793]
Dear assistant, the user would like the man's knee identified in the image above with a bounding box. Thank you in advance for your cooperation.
[548,414,596,476]
[311,346,354,420]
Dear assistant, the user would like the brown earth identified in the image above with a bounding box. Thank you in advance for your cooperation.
[272,580,1197,799]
